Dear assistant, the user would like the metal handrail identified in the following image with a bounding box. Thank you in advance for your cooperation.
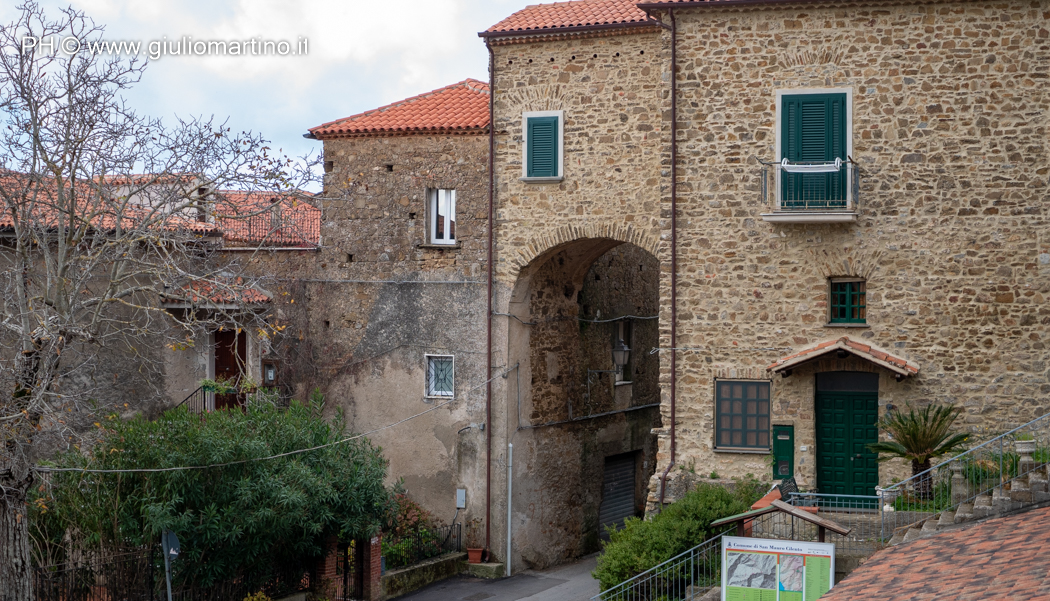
[591,528,731,600]
[175,386,203,408]
[885,409,1050,494]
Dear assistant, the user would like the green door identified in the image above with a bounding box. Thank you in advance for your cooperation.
[816,392,878,496]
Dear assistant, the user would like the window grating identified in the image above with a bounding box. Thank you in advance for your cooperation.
[715,380,770,449]
[426,355,454,397]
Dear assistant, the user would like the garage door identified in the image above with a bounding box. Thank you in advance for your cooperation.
[599,453,637,538]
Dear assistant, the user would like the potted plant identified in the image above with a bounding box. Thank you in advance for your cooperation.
[867,404,970,500]
[465,517,484,564]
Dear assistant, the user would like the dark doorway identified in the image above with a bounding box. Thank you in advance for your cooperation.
[815,372,879,498]
[214,329,246,410]
[598,452,638,539]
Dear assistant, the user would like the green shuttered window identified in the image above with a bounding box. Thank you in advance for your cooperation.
[829,280,866,324]
[781,93,847,206]
[715,380,771,449]
[526,115,559,178]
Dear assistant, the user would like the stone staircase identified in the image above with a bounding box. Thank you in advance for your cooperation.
[887,458,1050,546]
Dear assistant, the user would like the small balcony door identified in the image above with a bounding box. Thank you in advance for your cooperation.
[214,329,246,409]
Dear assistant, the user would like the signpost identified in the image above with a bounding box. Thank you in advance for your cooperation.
[721,536,834,601]
[162,530,180,601]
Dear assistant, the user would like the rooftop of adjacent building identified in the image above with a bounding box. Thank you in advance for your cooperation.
[307,79,490,139]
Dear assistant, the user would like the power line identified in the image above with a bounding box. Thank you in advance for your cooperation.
[33,365,516,475]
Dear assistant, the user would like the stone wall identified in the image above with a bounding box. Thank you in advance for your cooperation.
[288,133,491,522]
[656,0,1050,497]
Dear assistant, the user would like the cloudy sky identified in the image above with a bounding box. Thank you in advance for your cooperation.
[2,0,532,186]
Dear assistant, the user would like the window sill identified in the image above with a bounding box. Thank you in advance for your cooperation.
[713,447,771,455]
[519,176,564,184]
[417,242,461,250]
[824,322,869,328]
[614,380,633,387]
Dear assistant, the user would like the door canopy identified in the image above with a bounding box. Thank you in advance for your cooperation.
[767,336,919,379]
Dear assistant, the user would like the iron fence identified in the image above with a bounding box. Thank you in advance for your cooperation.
[33,546,312,601]
[175,386,210,413]
[382,523,462,571]
[758,158,860,212]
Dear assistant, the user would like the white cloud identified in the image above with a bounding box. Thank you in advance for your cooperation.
[1,0,526,182]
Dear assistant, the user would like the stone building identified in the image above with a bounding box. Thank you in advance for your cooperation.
[482,0,1050,570]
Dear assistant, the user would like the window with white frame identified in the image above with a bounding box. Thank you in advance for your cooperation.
[521,110,564,181]
[427,189,456,245]
[425,354,454,397]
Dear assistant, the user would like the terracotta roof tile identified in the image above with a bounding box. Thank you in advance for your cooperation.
[767,336,920,377]
[821,505,1050,601]
[213,191,320,248]
[162,277,270,306]
[484,0,650,35]
[309,79,489,139]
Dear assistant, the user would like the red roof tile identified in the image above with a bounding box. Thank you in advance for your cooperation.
[767,336,920,377]
[308,80,489,139]
[161,277,270,306]
[484,0,650,35]
[822,505,1050,601]
[213,191,320,248]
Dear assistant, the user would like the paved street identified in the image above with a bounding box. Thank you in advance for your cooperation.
[399,554,600,601]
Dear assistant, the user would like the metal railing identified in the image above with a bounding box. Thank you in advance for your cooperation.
[34,546,311,601]
[381,523,462,571]
[592,528,729,601]
[883,409,1050,533]
[175,385,210,413]
[758,158,859,212]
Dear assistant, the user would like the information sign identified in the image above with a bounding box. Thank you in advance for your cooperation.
[721,536,834,601]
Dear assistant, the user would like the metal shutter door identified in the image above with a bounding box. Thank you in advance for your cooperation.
[598,453,637,536]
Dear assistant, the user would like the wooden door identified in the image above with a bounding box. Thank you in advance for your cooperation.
[816,391,878,497]
[214,329,246,410]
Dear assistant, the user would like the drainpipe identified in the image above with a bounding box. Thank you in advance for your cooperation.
[485,39,496,555]
[657,8,678,512]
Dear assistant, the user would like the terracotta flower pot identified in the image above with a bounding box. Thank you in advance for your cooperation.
[467,547,484,564]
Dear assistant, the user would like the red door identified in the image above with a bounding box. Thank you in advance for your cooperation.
[214,330,246,410]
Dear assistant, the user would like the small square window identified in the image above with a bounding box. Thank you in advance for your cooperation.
[829,279,866,324]
[714,380,770,450]
[427,189,456,245]
[426,355,454,398]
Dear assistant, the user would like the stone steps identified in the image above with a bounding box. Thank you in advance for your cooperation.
[887,462,1050,547]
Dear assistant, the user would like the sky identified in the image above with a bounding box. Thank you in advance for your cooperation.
[1,0,531,188]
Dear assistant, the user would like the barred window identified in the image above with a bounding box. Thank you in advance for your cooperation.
[715,380,771,449]
[425,355,454,398]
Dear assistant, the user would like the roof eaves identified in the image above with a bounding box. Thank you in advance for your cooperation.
[479,18,661,39]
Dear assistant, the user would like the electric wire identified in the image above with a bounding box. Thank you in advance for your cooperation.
[32,365,518,475]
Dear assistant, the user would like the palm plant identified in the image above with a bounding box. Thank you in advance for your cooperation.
[868,404,970,499]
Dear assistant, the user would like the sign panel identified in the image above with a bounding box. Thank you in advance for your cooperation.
[721,536,834,601]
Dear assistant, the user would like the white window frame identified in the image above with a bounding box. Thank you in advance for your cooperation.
[427,188,456,245]
[520,110,565,183]
[774,87,854,209]
[425,354,455,398]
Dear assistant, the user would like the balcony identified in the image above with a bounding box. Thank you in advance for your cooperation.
[758,158,859,223]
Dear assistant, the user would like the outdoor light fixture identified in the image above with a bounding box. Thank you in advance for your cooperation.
[612,338,631,374]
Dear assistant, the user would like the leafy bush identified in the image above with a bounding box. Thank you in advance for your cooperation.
[381,487,445,569]
[30,395,390,591]
[593,477,765,591]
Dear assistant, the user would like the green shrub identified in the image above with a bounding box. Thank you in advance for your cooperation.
[31,394,390,590]
[592,477,765,591]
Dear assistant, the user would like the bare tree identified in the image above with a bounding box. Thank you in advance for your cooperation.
[0,3,315,596]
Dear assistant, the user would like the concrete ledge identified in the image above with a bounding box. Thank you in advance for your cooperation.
[466,562,505,579]
[381,552,466,600]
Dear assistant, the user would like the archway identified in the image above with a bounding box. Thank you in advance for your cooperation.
[504,237,662,569]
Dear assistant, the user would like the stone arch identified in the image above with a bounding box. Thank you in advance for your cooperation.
[506,222,660,280]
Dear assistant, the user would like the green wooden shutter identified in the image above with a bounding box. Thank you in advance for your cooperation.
[781,94,847,207]
[527,116,559,178]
